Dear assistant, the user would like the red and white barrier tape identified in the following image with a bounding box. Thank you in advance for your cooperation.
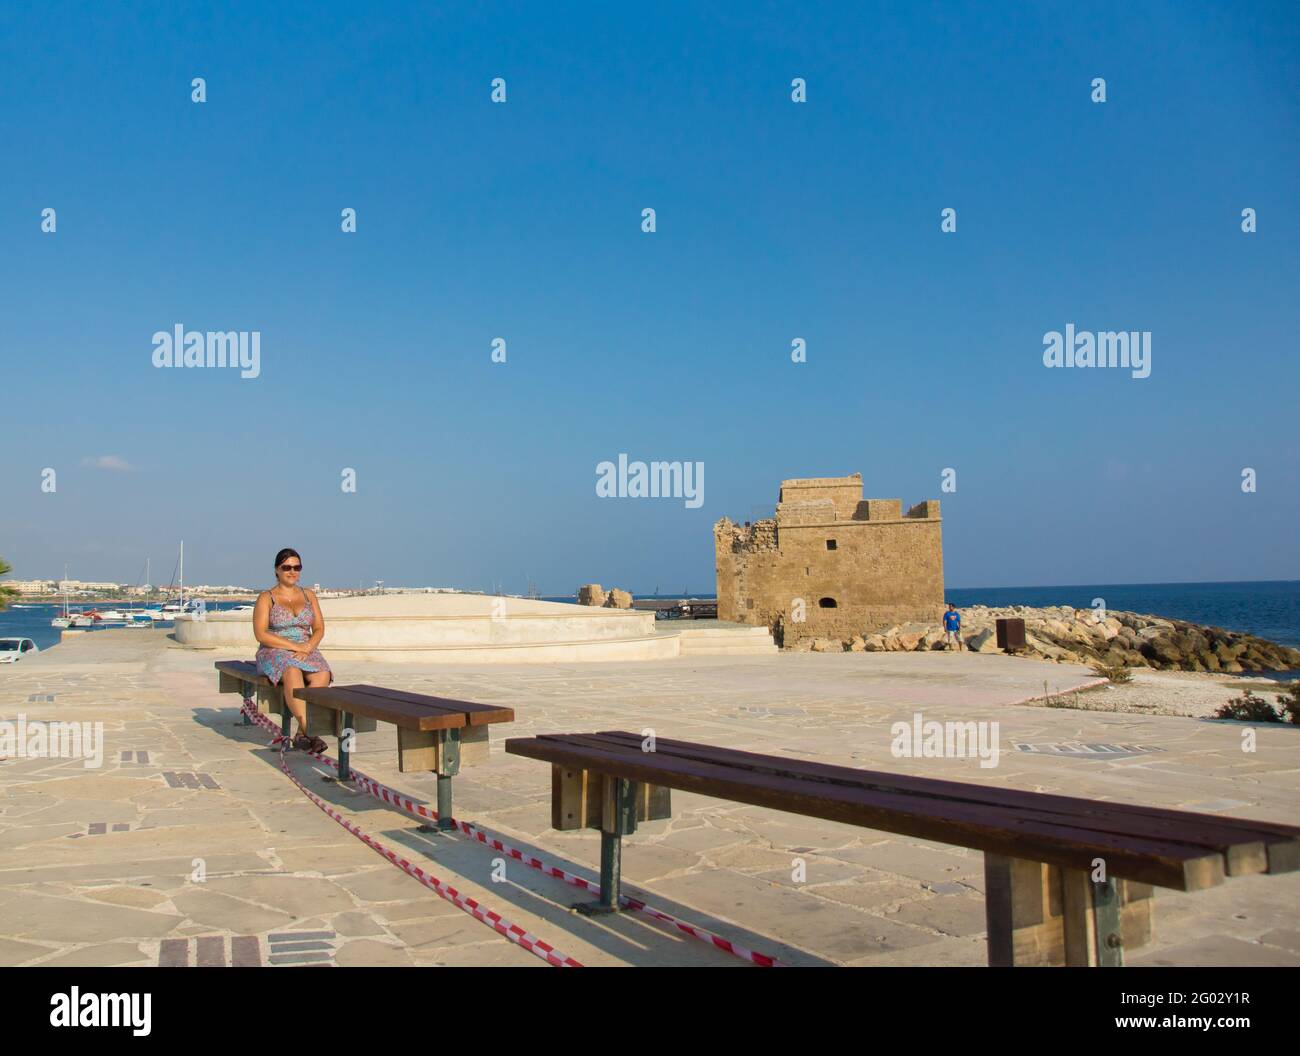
[241,700,782,967]
[241,699,582,967]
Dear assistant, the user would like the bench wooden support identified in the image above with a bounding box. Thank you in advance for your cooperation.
[550,763,671,914]
[217,669,256,726]
[216,662,286,732]
[984,855,1154,966]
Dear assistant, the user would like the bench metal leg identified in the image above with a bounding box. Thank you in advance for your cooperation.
[575,777,637,916]
[280,707,292,739]
[435,774,454,830]
[598,829,622,910]
[240,688,252,726]
[1092,874,1124,967]
[337,710,352,781]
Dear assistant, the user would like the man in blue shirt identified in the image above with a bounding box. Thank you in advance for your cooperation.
[943,604,962,650]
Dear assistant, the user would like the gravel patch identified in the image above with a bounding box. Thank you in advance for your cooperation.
[1024,669,1297,719]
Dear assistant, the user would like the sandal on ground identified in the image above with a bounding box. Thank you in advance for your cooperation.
[294,734,328,754]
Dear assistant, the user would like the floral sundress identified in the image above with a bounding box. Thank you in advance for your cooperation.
[255,593,333,685]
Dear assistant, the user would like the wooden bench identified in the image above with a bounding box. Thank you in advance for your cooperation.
[215,660,302,737]
[297,684,514,829]
[216,662,514,829]
[505,730,1300,964]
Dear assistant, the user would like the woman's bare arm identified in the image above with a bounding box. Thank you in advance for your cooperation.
[253,591,308,652]
[304,589,325,651]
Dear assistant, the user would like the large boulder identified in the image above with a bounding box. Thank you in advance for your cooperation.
[896,630,926,652]
[1142,638,1184,667]
[578,584,606,606]
[862,634,888,652]
[966,628,999,653]
[811,637,843,653]
[605,588,633,609]
[1025,635,1067,661]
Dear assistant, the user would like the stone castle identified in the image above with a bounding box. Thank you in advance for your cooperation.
[713,473,944,644]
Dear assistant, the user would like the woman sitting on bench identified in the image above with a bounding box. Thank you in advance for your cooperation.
[253,547,333,753]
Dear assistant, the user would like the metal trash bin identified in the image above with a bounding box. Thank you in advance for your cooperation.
[996,617,1026,652]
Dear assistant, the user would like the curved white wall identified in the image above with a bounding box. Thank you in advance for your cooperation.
[174,594,681,663]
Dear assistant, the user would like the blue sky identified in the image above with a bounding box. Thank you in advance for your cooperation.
[2,1,1297,593]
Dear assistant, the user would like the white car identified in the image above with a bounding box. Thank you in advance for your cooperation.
[0,638,39,663]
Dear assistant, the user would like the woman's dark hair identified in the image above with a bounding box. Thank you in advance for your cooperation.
[274,548,301,569]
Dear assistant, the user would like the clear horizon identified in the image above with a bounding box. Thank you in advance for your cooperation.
[3,2,1297,594]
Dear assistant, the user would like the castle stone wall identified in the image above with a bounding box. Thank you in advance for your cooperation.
[715,473,944,644]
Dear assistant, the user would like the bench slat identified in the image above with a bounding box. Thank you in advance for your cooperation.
[507,733,1227,891]
[214,660,271,686]
[585,731,1300,876]
[337,684,514,726]
[297,686,467,730]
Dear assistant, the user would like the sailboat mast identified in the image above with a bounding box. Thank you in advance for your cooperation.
[179,541,184,610]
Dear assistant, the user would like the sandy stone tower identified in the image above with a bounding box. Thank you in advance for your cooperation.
[713,473,944,644]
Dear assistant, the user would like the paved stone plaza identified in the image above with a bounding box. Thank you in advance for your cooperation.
[1,629,1297,967]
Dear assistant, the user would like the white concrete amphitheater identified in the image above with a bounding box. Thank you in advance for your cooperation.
[172,594,776,663]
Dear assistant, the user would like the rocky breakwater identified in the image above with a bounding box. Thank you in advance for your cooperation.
[794,604,1300,673]
[576,584,634,609]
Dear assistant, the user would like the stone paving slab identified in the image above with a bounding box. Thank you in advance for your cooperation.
[1,628,1297,967]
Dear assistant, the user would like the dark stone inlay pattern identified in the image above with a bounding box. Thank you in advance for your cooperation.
[269,930,335,941]
[158,938,189,967]
[268,951,333,965]
[196,936,225,967]
[231,935,261,967]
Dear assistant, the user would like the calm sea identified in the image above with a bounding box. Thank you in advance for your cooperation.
[4,582,1298,654]
[0,601,248,652]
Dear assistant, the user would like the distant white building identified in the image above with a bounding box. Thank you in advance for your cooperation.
[57,580,120,593]
[7,579,57,595]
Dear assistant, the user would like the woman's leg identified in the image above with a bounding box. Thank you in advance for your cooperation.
[280,665,307,734]
[302,670,332,749]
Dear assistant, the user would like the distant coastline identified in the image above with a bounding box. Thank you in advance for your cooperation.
[6,581,1298,654]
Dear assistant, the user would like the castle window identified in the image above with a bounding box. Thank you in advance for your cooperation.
[819,597,837,608]
[826,539,837,550]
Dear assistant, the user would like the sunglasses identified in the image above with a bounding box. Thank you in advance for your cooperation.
[279,564,302,572]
